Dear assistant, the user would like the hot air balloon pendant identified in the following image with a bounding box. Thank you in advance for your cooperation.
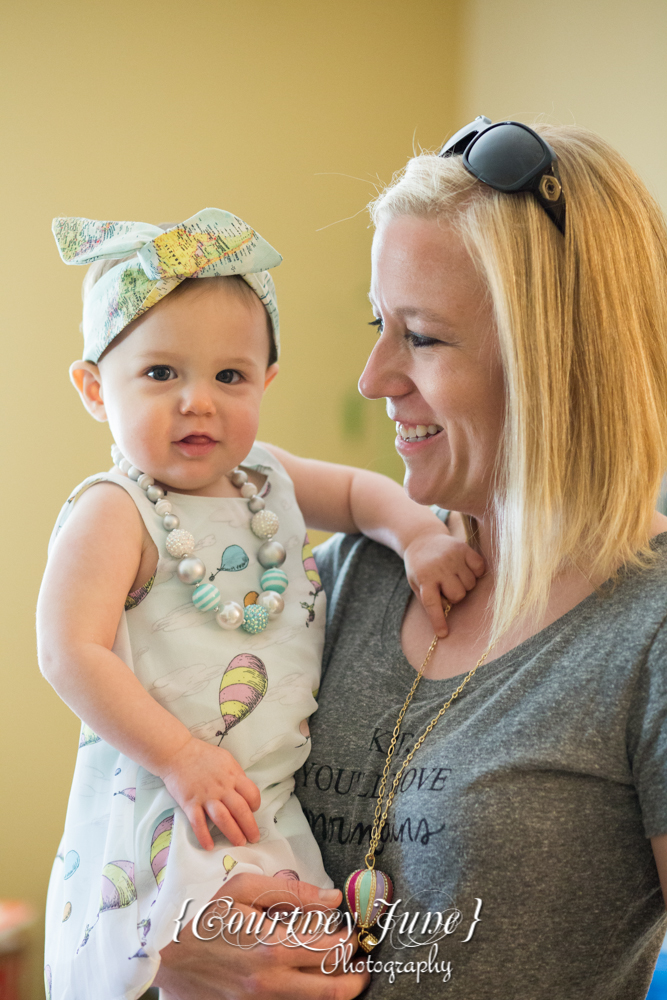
[343,866,394,953]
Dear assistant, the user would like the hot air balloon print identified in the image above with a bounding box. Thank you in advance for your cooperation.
[223,855,237,874]
[78,722,101,748]
[100,861,136,912]
[63,850,80,880]
[79,860,137,951]
[300,534,323,627]
[114,787,136,802]
[217,653,268,743]
[151,811,175,892]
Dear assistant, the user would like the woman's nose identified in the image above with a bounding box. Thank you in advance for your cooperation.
[358,336,411,401]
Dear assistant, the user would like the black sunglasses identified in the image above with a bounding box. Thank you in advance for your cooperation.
[439,116,566,234]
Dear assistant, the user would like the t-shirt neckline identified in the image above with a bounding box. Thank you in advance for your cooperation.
[382,530,667,690]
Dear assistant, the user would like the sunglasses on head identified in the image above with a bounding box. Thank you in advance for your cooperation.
[439,116,566,235]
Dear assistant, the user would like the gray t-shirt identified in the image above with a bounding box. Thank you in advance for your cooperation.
[295,533,667,999]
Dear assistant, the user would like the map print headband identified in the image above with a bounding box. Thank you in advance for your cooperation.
[52,208,283,363]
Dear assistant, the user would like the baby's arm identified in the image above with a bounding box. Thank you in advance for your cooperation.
[37,483,260,850]
[262,445,485,637]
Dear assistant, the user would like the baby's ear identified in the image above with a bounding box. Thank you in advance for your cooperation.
[264,362,279,391]
[69,361,107,422]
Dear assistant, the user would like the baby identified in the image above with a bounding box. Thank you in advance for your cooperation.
[39,209,483,1000]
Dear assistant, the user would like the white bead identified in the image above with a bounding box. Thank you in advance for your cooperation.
[177,557,206,585]
[163,513,180,531]
[166,529,195,558]
[248,495,265,513]
[137,474,154,490]
[240,483,256,499]
[128,466,142,481]
[230,470,248,487]
[147,485,165,502]
[119,459,132,474]
[257,590,285,618]
[155,500,172,516]
[111,444,122,463]
[251,509,280,539]
[215,601,245,630]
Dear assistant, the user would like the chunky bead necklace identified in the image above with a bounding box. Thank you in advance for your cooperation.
[110,444,288,634]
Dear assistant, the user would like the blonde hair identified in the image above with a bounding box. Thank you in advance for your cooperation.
[370,124,667,642]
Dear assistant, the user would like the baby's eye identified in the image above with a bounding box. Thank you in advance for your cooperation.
[216,369,242,385]
[147,365,174,381]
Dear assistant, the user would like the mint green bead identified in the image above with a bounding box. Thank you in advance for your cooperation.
[260,568,288,594]
[192,583,221,612]
[242,604,269,634]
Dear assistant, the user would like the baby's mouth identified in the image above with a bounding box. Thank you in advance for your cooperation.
[175,434,218,455]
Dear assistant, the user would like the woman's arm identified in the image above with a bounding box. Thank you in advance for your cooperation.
[37,483,260,848]
[262,444,485,635]
[651,835,667,907]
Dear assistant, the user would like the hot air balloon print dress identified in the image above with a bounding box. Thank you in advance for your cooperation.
[44,444,330,1000]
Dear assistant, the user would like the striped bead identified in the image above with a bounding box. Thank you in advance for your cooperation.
[192,583,221,612]
[260,568,288,594]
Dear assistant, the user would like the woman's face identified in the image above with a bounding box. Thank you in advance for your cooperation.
[360,214,505,517]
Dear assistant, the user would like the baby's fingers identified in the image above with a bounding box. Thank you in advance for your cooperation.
[223,790,261,844]
[466,548,486,577]
[236,773,261,813]
[187,804,215,851]
[205,800,247,848]
[420,584,449,638]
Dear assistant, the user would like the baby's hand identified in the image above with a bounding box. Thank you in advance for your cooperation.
[404,531,486,638]
[161,737,261,850]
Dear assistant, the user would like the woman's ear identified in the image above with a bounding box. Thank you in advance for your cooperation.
[264,363,279,391]
[69,360,108,422]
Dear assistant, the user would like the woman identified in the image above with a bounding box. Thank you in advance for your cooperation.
[154,121,667,999]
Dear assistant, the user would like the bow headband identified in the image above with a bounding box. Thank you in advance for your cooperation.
[52,208,282,363]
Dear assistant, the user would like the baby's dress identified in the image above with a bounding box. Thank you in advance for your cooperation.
[43,444,330,1000]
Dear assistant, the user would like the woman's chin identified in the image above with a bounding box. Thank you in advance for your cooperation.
[402,472,447,509]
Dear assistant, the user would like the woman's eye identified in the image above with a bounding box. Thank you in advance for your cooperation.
[369,318,384,334]
[406,332,439,348]
[216,369,241,385]
[147,365,174,381]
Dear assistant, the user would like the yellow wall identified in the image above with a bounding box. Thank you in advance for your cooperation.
[458,0,667,211]
[0,2,460,996]
[5,1,667,996]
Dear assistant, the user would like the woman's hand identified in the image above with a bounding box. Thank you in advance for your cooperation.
[161,738,261,849]
[404,531,486,637]
[154,874,371,999]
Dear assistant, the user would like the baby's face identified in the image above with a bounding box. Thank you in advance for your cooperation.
[97,281,277,494]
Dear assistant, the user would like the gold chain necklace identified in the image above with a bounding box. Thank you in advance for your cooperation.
[344,603,497,953]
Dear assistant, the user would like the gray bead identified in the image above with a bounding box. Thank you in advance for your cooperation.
[128,466,142,481]
[258,540,287,568]
[177,557,206,585]
[163,513,180,531]
[230,470,248,487]
[147,485,165,502]
[248,495,265,513]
